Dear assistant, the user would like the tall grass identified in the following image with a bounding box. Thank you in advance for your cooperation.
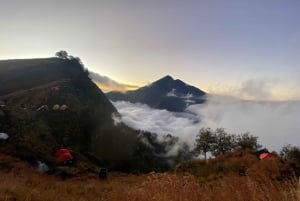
[126,173,299,201]
[0,153,299,201]
[0,171,298,201]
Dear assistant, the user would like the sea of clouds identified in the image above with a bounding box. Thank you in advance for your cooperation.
[112,96,300,152]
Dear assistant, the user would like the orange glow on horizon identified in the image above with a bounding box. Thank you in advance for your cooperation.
[95,83,139,92]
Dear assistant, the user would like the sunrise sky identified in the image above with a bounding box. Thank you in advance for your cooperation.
[1,0,300,100]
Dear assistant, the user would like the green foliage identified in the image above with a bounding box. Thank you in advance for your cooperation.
[194,128,262,159]
[236,132,261,150]
[280,144,300,162]
[211,128,236,156]
[194,127,215,160]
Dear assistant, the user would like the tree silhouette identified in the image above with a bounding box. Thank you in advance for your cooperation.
[280,144,300,162]
[211,128,236,156]
[55,50,68,59]
[236,132,261,150]
[194,127,215,160]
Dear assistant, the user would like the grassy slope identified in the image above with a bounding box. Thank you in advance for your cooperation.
[0,152,299,201]
[0,58,116,165]
[0,58,72,96]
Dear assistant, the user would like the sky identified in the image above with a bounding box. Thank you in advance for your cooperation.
[1,0,300,100]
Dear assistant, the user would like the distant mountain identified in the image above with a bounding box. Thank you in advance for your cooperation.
[106,75,206,112]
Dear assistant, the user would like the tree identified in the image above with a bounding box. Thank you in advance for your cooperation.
[236,132,261,150]
[280,144,300,162]
[55,50,68,59]
[194,127,215,160]
[211,128,236,156]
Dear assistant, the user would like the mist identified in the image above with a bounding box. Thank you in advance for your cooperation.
[112,96,300,152]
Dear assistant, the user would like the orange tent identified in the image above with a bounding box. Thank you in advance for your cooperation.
[259,152,274,160]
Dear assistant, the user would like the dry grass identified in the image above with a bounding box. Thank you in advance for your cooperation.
[126,173,299,201]
[0,154,299,201]
[1,171,298,201]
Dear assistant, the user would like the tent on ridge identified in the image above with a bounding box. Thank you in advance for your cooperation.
[255,148,269,156]
[55,148,73,164]
[259,152,274,160]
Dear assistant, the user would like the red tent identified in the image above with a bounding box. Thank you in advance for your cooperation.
[52,85,60,91]
[259,152,274,160]
[56,148,73,164]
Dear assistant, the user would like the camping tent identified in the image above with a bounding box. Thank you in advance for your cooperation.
[259,152,274,160]
[60,105,68,111]
[52,104,60,110]
[55,148,73,164]
[0,133,9,140]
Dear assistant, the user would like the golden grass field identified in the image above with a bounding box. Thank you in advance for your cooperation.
[0,154,299,201]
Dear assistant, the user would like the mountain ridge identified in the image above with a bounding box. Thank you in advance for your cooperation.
[106,75,206,112]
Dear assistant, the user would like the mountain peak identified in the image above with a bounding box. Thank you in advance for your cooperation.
[152,75,174,86]
[161,75,174,81]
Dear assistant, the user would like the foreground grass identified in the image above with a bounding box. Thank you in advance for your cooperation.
[0,171,299,201]
[0,154,299,201]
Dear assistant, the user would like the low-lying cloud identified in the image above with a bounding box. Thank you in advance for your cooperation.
[112,101,199,143]
[112,96,300,152]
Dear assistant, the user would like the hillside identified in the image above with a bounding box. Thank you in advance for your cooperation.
[106,75,206,112]
[0,57,184,173]
[0,58,83,96]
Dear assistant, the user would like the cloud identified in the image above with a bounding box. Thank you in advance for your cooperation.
[112,101,200,145]
[207,77,300,101]
[112,97,300,152]
[237,78,278,100]
[89,72,139,92]
[189,96,300,151]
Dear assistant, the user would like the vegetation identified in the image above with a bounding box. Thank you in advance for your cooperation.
[55,50,69,60]
[194,127,261,159]
[194,127,215,160]
[0,152,299,201]
[281,144,300,162]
